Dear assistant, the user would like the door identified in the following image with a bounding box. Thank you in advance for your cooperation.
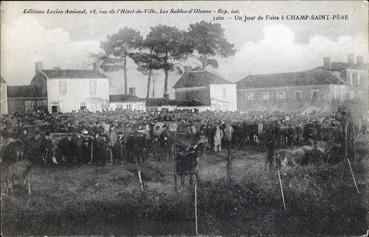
[51,105,58,114]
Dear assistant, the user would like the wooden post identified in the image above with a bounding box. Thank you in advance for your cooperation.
[278,170,286,210]
[345,123,348,159]
[138,170,144,192]
[194,182,198,236]
[347,159,360,194]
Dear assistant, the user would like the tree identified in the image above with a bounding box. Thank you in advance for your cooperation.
[188,21,236,70]
[146,25,193,98]
[130,49,166,98]
[100,27,143,94]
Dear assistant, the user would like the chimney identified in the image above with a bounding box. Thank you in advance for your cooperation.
[347,53,355,66]
[323,57,331,70]
[35,61,43,73]
[184,66,191,73]
[356,55,363,65]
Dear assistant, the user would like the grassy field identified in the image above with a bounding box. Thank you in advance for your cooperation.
[1,144,368,236]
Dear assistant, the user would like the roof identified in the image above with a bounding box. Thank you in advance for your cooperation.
[41,69,107,79]
[109,94,145,103]
[329,62,368,71]
[173,70,232,89]
[7,85,46,98]
[146,98,207,107]
[237,68,343,89]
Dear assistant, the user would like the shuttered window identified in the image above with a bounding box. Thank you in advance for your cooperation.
[89,80,97,94]
[58,80,67,95]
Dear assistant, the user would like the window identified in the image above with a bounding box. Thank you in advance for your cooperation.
[222,87,227,98]
[262,92,270,100]
[277,91,286,100]
[353,72,361,86]
[295,91,302,100]
[349,91,355,99]
[245,92,254,101]
[89,80,97,94]
[25,100,35,111]
[58,80,67,95]
[80,103,87,111]
[311,90,319,100]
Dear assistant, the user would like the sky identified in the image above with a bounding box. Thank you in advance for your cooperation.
[1,1,368,98]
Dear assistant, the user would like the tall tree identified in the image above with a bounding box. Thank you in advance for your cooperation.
[188,21,236,70]
[130,48,166,98]
[100,27,143,94]
[146,25,192,98]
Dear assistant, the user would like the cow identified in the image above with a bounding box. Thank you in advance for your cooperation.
[3,159,32,197]
[1,140,25,165]
[173,144,201,190]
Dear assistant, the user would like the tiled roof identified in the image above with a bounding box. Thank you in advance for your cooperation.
[42,70,107,79]
[173,70,232,89]
[237,68,343,89]
[109,94,145,103]
[7,86,46,98]
[146,98,207,107]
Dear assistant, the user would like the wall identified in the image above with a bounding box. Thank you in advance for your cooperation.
[237,85,346,112]
[109,101,146,111]
[7,98,47,114]
[210,84,237,111]
[174,86,210,105]
[1,82,8,114]
[47,78,109,113]
[7,98,24,114]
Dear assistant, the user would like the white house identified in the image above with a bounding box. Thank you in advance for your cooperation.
[109,94,146,111]
[31,62,109,113]
[173,67,237,111]
[1,77,8,114]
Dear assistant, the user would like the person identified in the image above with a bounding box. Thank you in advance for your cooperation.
[265,128,275,170]
[223,123,234,151]
[40,132,54,166]
[213,125,223,152]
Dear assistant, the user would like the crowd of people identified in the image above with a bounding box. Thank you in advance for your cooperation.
[1,107,366,167]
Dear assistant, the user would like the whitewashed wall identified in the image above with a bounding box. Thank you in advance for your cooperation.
[1,82,8,114]
[109,101,146,111]
[210,84,237,111]
[47,78,109,112]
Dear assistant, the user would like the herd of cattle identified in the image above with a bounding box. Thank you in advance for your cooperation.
[0,107,366,194]
[1,108,365,167]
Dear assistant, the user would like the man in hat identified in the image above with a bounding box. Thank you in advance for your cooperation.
[40,132,54,166]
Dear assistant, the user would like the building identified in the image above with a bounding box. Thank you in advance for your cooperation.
[1,77,8,114]
[31,62,109,113]
[173,67,237,111]
[7,85,47,114]
[236,55,368,113]
[109,94,146,111]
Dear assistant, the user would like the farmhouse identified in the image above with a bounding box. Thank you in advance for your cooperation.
[1,77,8,114]
[173,67,237,111]
[7,85,47,114]
[31,62,109,113]
[236,55,368,113]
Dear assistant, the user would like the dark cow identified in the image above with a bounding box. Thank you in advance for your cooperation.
[173,144,201,190]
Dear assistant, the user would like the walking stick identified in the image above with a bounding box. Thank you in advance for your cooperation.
[347,159,360,194]
[138,170,144,192]
[278,170,286,210]
[194,182,198,235]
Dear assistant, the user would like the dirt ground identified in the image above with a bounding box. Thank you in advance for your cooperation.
[1,146,368,236]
